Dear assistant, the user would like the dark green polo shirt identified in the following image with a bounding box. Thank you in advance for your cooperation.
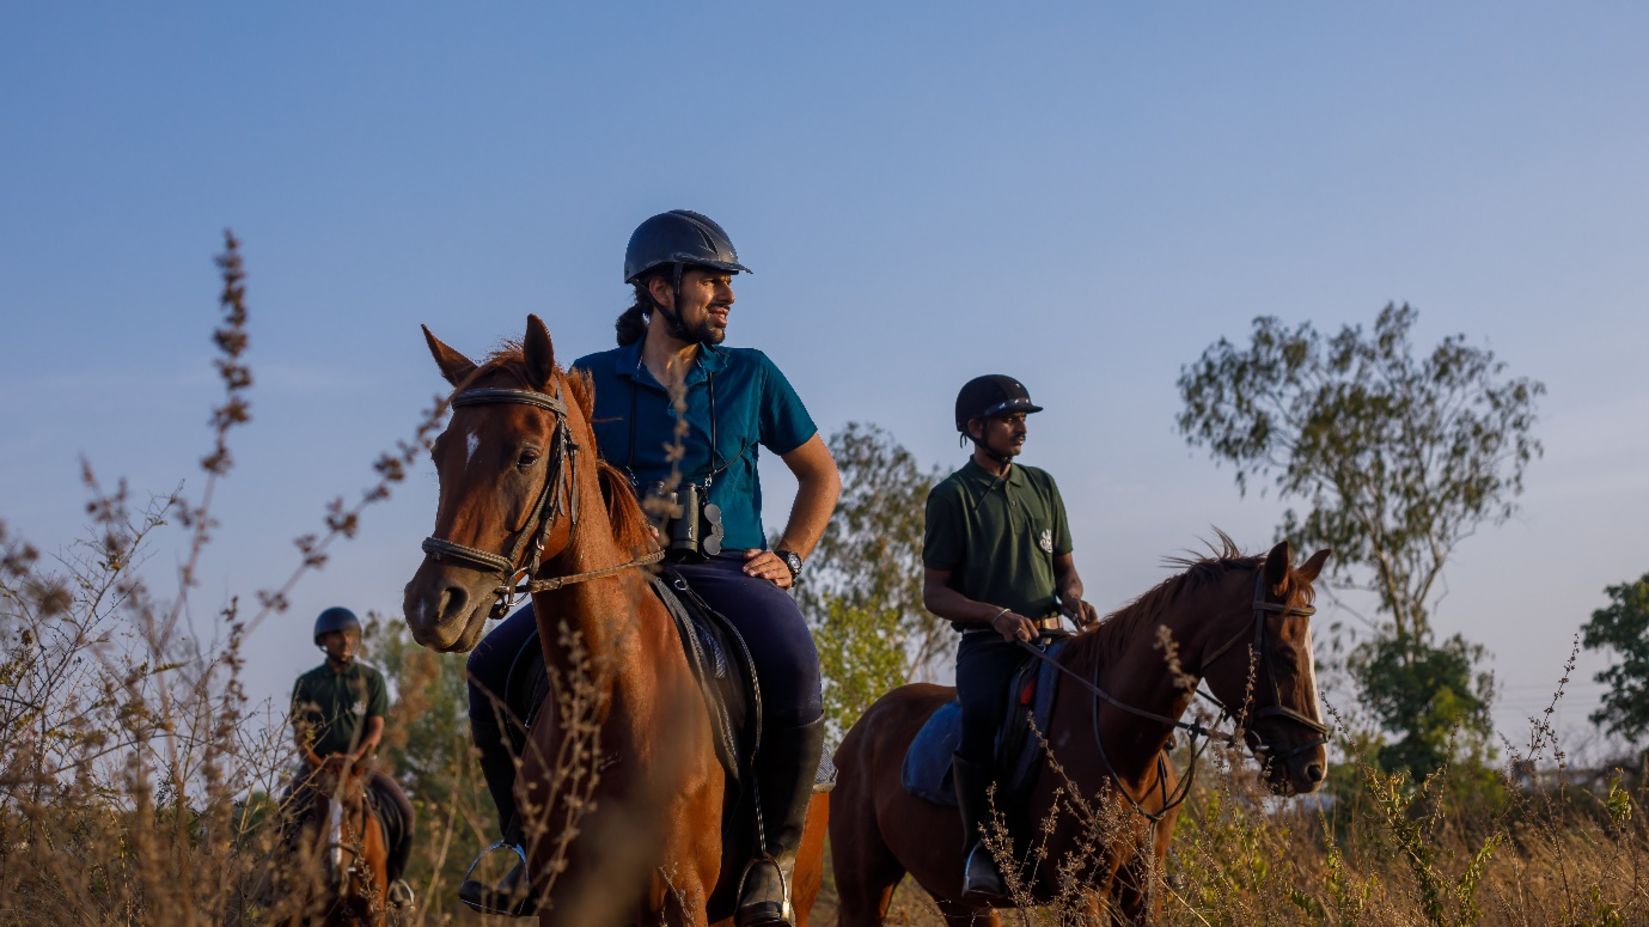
[923,460,1074,630]
[290,661,388,758]
[572,342,817,551]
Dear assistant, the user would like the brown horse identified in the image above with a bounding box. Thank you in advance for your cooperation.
[401,315,827,926]
[830,539,1331,926]
[285,756,390,927]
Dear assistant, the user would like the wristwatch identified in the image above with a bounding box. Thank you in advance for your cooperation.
[774,548,804,581]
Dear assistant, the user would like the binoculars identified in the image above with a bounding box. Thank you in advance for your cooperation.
[642,482,726,559]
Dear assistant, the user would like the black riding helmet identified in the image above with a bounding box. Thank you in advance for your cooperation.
[623,210,751,284]
[955,375,1044,433]
[313,606,362,646]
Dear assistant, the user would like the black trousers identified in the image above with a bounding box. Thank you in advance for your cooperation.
[467,554,824,834]
[955,632,1037,767]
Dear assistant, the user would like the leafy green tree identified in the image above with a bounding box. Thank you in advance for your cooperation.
[1177,304,1542,778]
[797,422,943,736]
[1349,631,1496,776]
[1581,573,1649,743]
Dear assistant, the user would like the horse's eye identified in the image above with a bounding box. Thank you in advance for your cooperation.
[516,449,541,469]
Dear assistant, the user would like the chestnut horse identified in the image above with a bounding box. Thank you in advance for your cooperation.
[401,315,826,926]
[831,539,1331,926]
[285,756,390,927]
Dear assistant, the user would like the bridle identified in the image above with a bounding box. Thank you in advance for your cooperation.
[419,385,662,619]
[1201,571,1330,762]
[1017,567,1328,823]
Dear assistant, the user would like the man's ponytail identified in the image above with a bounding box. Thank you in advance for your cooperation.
[615,302,648,346]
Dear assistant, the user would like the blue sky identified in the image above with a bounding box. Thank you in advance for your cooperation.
[4,3,1647,751]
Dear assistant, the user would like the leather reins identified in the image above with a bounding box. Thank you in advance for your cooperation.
[420,385,663,619]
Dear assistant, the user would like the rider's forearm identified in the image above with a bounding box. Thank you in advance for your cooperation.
[1053,555,1084,603]
[351,717,385,762]
[775,463,839,559]
[922,582,1024,629]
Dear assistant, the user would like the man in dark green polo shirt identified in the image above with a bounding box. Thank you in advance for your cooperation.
[922,375,1099,904]
[288,606,415,904]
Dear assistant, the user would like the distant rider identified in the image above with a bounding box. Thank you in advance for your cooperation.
[288,606,416,906]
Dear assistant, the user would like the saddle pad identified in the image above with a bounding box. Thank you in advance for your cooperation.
[365,779,408,857]
[899,640,1069,807]
[900,700,964,805]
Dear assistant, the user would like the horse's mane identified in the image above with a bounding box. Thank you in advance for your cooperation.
[1062,531,1264,679]
[459,344,656,556]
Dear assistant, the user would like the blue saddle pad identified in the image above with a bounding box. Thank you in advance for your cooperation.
[900,639,1068,807]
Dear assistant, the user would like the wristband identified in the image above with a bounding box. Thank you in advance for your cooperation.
[988,606,1011,628]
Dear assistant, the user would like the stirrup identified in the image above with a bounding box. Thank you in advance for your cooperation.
[734,856,794,927]
[959,844,1010,906]
[387,879,416,909]
[457,840,532,916]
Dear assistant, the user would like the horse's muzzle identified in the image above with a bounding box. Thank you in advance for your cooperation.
[403,558,495,652]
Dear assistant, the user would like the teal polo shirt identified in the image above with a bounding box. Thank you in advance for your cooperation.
[571,341,817,551]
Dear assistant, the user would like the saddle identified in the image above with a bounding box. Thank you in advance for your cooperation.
[900,638,1070,807]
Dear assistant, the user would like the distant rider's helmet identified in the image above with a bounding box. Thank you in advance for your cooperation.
[954,375,1044,434]
[623,209,752,284]
[312,606,362,646]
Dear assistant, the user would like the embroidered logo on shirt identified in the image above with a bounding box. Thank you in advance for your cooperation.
[1039,528,1053,553]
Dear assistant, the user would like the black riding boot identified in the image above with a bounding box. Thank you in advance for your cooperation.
[736,716,825,927]
[951,753,1010,905]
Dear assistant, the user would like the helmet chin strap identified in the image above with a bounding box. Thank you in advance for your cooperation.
[652,263,707,344]
[966,428,1015,467]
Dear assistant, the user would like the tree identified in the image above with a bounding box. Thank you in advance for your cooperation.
[796,422,944,736]
[1177,304,1542,778]
[1177,304,1543,647]
[1581,573,1649,744]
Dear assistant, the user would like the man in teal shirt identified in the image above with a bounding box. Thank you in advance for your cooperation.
[460,211,840,926]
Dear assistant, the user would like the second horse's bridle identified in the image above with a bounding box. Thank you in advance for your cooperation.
[419,385,661,619]
[1017,566,1329,822]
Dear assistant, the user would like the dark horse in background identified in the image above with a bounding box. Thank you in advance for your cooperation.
[400,316,827,926]
[283,755,391,927]
[831,539,1331,926]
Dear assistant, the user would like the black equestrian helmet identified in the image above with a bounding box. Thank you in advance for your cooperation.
[313,606,362,645]
[623,209,752,284]
[955,375,1044,432]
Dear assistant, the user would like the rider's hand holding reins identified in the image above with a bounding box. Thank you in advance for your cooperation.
[990,609,1039,643]
[1060,597,1100,629]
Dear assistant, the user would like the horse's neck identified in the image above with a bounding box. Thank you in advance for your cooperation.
[533,497,674,720]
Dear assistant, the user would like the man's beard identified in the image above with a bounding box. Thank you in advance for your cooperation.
[675,313,727,345]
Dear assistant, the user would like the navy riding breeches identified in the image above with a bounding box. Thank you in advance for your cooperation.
[955,631,1037,768]
[467,553,823,834]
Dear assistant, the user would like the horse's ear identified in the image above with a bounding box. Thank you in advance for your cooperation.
[423,325,477,386]
[524,314,555,390]
[1264,540,1292,592]
[1296,548,1332,584]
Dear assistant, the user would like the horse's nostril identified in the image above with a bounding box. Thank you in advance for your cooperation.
[1306,763,1325,783]
[438,585,470,624]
